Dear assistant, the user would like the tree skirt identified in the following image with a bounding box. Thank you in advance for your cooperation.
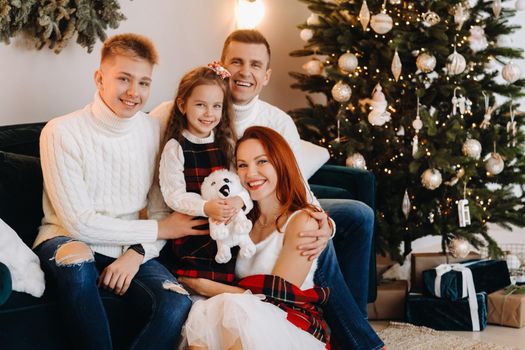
[377,322,515,350]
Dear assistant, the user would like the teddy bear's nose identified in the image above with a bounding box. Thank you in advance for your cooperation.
[219,184,230,197]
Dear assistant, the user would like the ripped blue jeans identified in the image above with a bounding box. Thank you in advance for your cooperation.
[34,236,192,350]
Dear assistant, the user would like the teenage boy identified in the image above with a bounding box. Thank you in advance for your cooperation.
[34,33,206,350]
[150,30,383,349]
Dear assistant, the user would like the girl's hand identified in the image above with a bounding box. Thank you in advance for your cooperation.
[98,249,143,296]
[297,211,331,260]
[204,199,237,222]
[224,196,244,211]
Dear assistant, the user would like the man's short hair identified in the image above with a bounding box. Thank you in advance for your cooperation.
[101,33,159,65]
[221,29,271,67]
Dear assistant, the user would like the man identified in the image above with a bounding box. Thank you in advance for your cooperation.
[34,33,206,350]
[151,30,383,349]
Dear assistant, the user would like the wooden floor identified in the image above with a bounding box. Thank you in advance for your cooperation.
[371,320,525,349]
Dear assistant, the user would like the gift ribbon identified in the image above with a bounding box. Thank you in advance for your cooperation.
[434,263,480,331]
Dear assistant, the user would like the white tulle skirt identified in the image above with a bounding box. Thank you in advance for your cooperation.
[180,291,326,350]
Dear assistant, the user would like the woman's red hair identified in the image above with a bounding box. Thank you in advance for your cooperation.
[236,126,320,229]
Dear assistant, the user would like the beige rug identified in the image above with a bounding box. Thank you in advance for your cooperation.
[378,322,516,350]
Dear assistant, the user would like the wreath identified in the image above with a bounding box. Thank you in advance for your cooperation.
[0,0,126,53]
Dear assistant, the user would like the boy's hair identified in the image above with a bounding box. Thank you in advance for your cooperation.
[101,33,159,65]
[163,66,236,167]
[221,29,271,68]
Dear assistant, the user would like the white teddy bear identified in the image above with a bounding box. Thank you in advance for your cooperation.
[201,169,256,263]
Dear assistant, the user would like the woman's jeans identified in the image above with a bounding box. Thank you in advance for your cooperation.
[316,199,384,350]
[35,236,192,350]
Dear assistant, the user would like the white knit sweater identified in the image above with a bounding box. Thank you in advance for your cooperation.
[35,93,168,262]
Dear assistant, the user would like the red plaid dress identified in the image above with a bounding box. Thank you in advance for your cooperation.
[162,137,237,283]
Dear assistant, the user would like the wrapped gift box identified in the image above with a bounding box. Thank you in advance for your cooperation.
[422,260,510,301]
[411,252,481,293]
[367,280,408,320]
[488,288,525,328]
[405,293,488,331]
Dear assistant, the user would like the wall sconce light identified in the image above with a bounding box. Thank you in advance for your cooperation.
[236,0,265,29]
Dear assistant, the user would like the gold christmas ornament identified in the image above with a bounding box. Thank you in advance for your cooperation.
[345,152,367,169]
[391,50,402,81]
[484,152,505,175]
[416,53,437,73]
[421,168,442,190]
[302,58,324,75]
[402,189,411,220]
[359,0,371,30]
[468,26,488,53]
[367,83,391,126]
[370,12,393,34]
[300,28,314,42]
[453,3,470,30]
[307,13,321,26]
[446,50,467,75]
[462,139,482,160]
[502,61,521,84]
[492,0,502,17]
[331,81,352,103]
[422,11,441,27]
[338,52,358,72]
[448,238,471,258]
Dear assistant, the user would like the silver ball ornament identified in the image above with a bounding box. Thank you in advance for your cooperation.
[446,51,467,75]
[346,153,367,169]
[307,13,321,26]
[370,12,393,34]
[338,52,358,72]
[416,53,437,73]
[502,62,521,84]
[302,58,324,75]
[484,152,504,175]
[462,139,482,160]
[331,81,352,103]
[300,28,314,42]
[421,168,442,190]
[448,238,471,258]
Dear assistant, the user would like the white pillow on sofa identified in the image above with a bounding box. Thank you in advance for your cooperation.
[0,219,45,297]
[298,139,330,180]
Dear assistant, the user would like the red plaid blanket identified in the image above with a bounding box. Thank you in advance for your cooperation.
[237,274,330,348]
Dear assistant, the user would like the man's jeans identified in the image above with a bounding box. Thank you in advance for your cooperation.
[35,236,192,350]
[315,199,383,349]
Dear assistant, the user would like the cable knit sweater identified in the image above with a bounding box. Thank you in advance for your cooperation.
[34,93,168,262]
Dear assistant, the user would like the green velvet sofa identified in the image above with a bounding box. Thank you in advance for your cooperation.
[0,122,377,350]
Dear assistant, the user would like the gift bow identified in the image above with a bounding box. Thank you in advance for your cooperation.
[434,263,480,331]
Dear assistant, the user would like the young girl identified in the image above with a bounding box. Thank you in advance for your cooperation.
[159,63,252,284]
[179,126,330,350]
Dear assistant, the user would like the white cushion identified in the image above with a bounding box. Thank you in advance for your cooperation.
[0,219,45,297]
[298,139,329,180]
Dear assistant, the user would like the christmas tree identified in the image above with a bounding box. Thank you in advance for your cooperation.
[289,0,525,261]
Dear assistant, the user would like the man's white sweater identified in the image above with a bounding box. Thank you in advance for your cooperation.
[35,93,167,261]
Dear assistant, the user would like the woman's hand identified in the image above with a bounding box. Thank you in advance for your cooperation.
[98,249,143,296]
[157,211,209,239]
[178,277,244,297]
[204,199,237,222]
[297,211,332,261]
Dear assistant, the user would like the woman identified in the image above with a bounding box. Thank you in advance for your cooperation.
[179,126,330,349]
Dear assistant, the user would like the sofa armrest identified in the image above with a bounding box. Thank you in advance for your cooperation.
[0,261,12,306]
[308,164,376,210]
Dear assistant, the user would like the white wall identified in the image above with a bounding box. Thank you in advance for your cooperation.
[0,0,308,125]
[1,1,523,126]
